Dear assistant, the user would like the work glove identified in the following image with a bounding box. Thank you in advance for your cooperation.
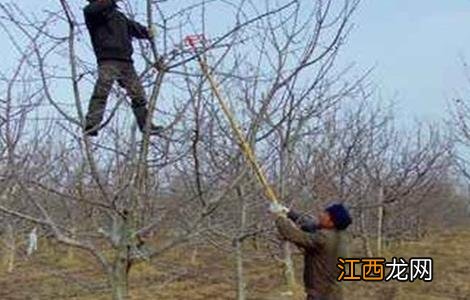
[148,26,156,39]
[269,202,289,215]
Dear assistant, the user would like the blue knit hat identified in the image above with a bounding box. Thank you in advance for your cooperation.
[325,203,352,230]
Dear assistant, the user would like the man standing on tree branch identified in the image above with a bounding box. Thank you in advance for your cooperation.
[83,0,163,137]
[270,201,352,300]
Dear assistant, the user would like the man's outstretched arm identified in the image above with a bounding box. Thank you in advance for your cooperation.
[128,20,151,40]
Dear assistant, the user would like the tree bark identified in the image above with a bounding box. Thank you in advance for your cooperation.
[109,255,130,300]
[279,144,297,290]
[360,209,373,257]
[235,186,247,300]
[5,223,15,273]
[282,242,297,290]
[108,214,132,300]
[190,247,198,266]
[67,227,75,260]
[376,186,384,256]
[235,239,246,300]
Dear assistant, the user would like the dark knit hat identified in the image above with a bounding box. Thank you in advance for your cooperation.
[325,203,352,230]
[87,0,119,7]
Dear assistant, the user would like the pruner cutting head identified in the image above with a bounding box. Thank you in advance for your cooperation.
[184,34,206,51]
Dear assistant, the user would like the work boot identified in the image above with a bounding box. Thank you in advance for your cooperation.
[84,125,99,137]
[133,106,164,136]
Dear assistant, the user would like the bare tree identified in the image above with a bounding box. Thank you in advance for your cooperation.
[1,1,455,299]
[297,100,450,255]
[0,0,330,298]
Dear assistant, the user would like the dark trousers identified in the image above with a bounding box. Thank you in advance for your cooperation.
[85,60,150,131]
[308,296,326,300]
[306,290,328,300]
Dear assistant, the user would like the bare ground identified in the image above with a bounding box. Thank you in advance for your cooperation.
[0,230,469,300]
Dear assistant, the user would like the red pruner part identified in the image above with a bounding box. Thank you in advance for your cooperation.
[184,34,206,51]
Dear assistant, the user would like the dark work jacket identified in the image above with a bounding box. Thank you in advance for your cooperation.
[84,0,150,63]
[277,210,345,300]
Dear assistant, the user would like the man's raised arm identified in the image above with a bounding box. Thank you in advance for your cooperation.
[275,216,326,249]
[128,20,151,40]
[287,209,318,233]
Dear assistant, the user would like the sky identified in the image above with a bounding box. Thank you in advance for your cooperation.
[3,0,470,124]
[339,0,470,122]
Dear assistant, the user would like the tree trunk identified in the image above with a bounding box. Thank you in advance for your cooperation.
[190,247,198,266]
[67,227,75,260]
[359,209,373,257]
[376,186,384,256]
[5,224,15,273]
[109,258,130,300]
[108,214,132,300]
[282,242,297,290]
[235,239,246,300]
[279,143,297,291]
[235,186,247,300]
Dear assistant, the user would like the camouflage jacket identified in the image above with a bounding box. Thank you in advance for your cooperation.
[276,214,346,300]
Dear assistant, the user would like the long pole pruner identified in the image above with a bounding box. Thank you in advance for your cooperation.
[184,34,279,204]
